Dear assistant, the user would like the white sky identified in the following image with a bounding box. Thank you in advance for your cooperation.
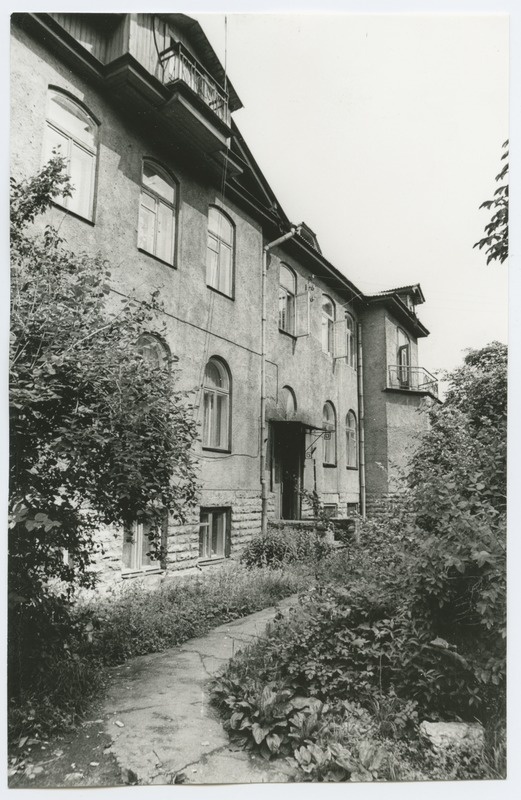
[197,11,509,377]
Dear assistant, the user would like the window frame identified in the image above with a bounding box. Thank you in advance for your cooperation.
[322,401,337,467]
[206,205,235,299]
[346,410,358,469]
[122,518,166,576]
[138,159,179,267]
[202,357,232,452]
[397,328,411,387]
[199,507,231,562]
[43,87,99,223]
[321,294,335,355]
[136,332,171,369]
[278,264,297,336]
[345,312,357,368]
[280,385,297,419]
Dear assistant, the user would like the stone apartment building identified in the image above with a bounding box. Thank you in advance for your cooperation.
[10,12,440,584]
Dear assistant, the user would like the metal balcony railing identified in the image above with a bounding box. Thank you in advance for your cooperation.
[160,42,230,126]
[388,365,439,397]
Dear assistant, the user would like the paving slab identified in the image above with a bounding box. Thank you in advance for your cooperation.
[103,596,297,785]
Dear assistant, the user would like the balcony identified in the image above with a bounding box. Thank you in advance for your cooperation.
[387,365,439,398]
[159,42,231,127]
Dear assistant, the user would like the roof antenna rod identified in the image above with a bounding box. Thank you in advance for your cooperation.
[224,15,228,94]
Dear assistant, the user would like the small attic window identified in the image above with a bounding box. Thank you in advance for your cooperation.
[298,222,321,253]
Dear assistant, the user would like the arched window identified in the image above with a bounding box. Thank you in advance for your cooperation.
[206,206,234,297]
[280,385,297,419]
[322,295,335,354]
[397,328,410,387]
[279,264,296,334]
[138,160,177,265]
[345,312,356,368]
[136,333,170,369]
[346,410,358,468]
[322,401,336,465]
[43,89,98,220]
[203,357,231,450]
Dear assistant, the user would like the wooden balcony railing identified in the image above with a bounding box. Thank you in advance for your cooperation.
[159,42,230,126]
[388,365,439,397]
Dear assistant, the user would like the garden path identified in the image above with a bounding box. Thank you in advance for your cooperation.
[102,596,297,785]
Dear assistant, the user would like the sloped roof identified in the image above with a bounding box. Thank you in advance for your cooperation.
[365,284,425,305]
[161,14,242,112]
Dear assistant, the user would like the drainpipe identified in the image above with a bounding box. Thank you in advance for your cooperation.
[260,227,297,536]
[357,322,366,518]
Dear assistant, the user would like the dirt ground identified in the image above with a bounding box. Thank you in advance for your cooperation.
[8,703,124,789]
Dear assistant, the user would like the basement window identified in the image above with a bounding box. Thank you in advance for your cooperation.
[199,507,231,561]
[122,518,166,574]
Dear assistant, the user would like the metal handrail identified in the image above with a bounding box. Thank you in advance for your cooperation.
[387,365,439,397]
[159,42,230,126]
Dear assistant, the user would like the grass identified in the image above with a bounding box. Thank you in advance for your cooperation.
[86,560,309,664]
[8,556,320,744]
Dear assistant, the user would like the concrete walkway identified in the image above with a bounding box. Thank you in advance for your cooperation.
[103,597,297,785]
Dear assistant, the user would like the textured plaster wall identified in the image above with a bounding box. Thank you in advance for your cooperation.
[362,305,425,500]
[265,249,361,509]
[11,23,362,583]
[360,306,390,497]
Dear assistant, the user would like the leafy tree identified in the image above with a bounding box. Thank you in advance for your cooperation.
[474,140,508,264]
[405,343,507,714]
[10,158,199,696]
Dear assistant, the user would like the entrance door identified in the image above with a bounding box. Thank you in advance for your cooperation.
[272,423,303,520]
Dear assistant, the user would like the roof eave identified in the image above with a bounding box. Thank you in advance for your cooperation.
[365,296,430,338]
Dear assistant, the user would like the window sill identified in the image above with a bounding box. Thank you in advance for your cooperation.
[202,446,232,454]
[278,328,297,340]
[207,284,234,301]
[198,557,227,566]
[50,199,95,226]
[323,463,337,469]
[346,466,359,471]
[121,567,164,578]
[138,247,176,269]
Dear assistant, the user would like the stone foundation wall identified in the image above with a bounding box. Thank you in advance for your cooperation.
[365,492,409,521]
[90,489,267,588]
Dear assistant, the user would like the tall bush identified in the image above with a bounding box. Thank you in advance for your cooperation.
[9,158,199,701]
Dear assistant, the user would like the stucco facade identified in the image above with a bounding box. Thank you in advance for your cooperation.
[11,12,439,584]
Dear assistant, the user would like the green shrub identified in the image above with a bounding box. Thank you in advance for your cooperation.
[241,527,323,569]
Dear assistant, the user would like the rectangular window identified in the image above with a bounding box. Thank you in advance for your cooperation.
[323,430,336,465]
[278,288,295,334]
[43,123,96,220]
[122,519,165,573]
[199,508,230,561]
